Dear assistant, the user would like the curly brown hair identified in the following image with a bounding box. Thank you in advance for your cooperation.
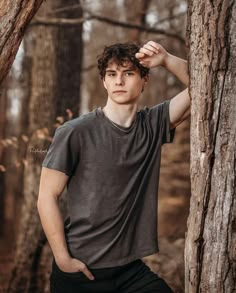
[97,42,149,79]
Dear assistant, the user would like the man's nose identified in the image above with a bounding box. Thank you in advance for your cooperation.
[115,74,124,85]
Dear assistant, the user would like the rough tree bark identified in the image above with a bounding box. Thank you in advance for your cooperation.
[185,0,236,292]
[7,1,83,292]
[0,0,44,84]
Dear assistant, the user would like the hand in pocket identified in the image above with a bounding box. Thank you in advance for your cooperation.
[56,256,95,280]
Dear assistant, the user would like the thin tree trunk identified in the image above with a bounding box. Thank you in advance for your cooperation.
[124,0,151,44]
[185,0,236,292]
[0,0,43,84]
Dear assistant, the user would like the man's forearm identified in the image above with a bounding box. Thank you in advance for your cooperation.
[164,54,189,86]
[37,195,70,264]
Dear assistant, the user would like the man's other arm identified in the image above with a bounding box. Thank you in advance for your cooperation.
[164,53,190,129]
[135,41,190,129]
[37,167,95,280]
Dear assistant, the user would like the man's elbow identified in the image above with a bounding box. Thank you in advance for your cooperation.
[170,107,190,129]
[37,191,58,215]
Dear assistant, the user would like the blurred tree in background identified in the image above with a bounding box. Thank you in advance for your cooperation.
[0,1,190,292]
[8,0,83,291]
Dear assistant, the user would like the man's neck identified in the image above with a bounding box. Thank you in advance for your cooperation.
[102,98,138,128]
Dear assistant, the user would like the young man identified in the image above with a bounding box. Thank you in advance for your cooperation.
[38,41,190,293]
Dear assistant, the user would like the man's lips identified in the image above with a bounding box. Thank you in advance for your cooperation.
[113,90,127,93]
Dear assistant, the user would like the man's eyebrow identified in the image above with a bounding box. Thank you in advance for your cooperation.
[105,67,136,72]
[123,68,136,72]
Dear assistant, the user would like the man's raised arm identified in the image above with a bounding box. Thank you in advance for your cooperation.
[135,41,190,128]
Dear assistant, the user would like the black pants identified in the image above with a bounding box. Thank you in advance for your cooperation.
[50,259,173,293]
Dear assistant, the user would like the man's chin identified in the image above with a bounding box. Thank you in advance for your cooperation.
[110,97,139,105]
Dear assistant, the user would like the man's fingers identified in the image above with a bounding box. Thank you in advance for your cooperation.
[145,41,160,52]
[139,47,154,56]
[81,265,95,280]
[139,41,160,55]
[136,41,160,60]
[135,52,145,59]
[143,43,159,54]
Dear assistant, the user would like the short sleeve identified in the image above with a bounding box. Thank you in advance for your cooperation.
[42,123,80,176]
[149,99,175,144]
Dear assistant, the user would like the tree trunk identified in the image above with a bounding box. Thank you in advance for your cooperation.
[0,0,43,84]
[8,1,83,292]
[0,82,7,236]
[185,0,236,292]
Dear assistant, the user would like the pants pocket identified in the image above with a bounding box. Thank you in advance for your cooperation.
[52,259,85,278]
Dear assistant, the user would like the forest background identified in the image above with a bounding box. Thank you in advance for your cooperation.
[0,0,235,292]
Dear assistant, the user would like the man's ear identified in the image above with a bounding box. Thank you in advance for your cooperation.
[144,74,149,84]
[143,75,149,89]
[103,78,107,90]
[141,75,149,92]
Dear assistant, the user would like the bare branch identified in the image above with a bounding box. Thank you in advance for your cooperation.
[46,4,185,27]
[90,12,185,43]
[31,12,185,44]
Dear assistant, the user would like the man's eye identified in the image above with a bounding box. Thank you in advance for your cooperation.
[107,73,116,77]
[126,72,134,76]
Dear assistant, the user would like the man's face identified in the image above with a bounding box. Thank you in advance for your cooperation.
[103,60,148,105]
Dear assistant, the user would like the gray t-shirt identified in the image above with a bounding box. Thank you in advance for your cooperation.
[42,100,175,269]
